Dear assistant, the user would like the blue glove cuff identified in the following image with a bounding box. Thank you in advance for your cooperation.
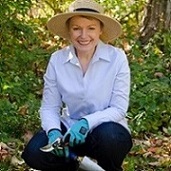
[48,129,62,144]
[79,119,89,135]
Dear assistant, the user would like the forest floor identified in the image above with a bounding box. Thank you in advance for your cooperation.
[0,132,170,171]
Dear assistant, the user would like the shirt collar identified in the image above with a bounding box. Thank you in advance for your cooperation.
[63,41,111,64]
[63,46,78,64]
[92,41,111,63]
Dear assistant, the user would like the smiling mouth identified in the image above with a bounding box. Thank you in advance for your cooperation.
[78,40,91,45]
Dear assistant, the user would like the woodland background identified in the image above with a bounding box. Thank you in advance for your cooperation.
[0,0,171,170]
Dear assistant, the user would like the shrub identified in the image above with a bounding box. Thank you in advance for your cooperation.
[128,33,171,136]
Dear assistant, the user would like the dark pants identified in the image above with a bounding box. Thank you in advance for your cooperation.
[22,122,132,171]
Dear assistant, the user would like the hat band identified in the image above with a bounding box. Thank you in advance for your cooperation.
[74,8,99,13]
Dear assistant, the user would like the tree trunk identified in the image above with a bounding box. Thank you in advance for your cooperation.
[139,0,171,45]
[164,0,171,29]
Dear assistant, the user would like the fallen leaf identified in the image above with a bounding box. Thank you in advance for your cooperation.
[18,105,29,115]
[147,147,158,153]
[149,161,161,166]
[11,156,24,166]
[22,130,34,143]
[0,142,14,151]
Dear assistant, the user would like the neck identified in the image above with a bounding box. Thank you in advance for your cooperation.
[75,50,95,75]
[75,46,96,60]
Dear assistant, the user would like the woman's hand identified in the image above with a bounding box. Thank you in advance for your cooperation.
[63,119,89,147]
[48,129,69,158]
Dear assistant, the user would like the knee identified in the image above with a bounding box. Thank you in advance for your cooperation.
[92,122,132,154]
[21,131,48,169]
[22,142,43,169]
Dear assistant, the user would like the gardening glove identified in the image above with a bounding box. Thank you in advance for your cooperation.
[63,119,89,147]
[48,129,69,158]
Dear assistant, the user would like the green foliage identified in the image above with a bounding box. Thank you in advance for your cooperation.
[128,33,171,135]
[0,0,170,142]
[0,0,48,139]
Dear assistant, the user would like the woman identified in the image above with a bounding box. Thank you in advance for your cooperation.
[22,0,132,171]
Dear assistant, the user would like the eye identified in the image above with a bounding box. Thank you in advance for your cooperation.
[72,27,80,31]
[89,27,96,30]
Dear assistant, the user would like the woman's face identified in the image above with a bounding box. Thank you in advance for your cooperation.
[68,16,102,54]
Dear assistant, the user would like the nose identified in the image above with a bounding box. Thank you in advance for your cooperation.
[80,29,88,38]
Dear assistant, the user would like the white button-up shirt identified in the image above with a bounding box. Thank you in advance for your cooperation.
[40,41,130,133]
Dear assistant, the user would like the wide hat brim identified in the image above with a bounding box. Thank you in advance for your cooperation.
[47,12,122,42]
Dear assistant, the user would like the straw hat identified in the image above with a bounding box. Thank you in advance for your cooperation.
[47,0,122,42]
